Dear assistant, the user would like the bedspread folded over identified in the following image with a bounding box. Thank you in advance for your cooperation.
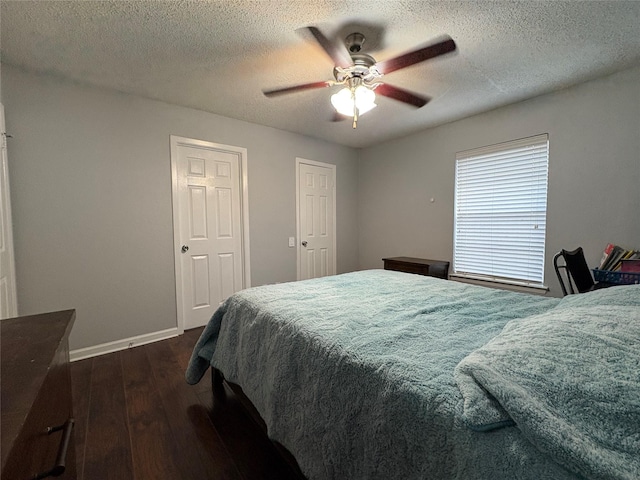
[455,304,640,480]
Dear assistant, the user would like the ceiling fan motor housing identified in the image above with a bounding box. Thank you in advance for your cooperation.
[334,34,380,84]
[333,54,380,83]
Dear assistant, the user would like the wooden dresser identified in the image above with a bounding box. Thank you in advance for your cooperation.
[383,256,450,279]
[1,310,77,480]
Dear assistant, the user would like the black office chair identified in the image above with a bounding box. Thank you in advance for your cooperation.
[553,247,601,296]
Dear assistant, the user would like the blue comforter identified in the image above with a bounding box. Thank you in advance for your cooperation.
[456,286,640,480]
[186,270,606,479]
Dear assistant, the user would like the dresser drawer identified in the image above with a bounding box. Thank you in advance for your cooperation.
[383,257,450,280]
[385,260,429,275]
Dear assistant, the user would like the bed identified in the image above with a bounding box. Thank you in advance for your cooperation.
[186,269,640,480]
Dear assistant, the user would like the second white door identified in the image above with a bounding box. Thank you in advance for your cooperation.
[172,137,248,330]
[297,159,336,280]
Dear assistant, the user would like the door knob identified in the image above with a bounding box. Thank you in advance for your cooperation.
[181,245,189,253]
[301,241,308,247]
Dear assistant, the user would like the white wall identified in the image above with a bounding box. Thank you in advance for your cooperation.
[2,65,359,350]
[358,66,640,297]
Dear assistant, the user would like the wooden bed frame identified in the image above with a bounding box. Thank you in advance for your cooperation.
[211,368,307,479]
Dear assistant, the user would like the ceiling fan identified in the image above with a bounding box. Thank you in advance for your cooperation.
[263,26,457,128]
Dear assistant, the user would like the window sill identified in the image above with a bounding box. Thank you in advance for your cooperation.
[450,273,550,296]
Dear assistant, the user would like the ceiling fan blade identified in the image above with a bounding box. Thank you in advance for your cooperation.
[376,37,456,75]
[300,26,353,69]
[375,83,431,108]
[263,81,333,97]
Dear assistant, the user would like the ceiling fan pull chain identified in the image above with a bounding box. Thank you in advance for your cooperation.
[352,89,358,129]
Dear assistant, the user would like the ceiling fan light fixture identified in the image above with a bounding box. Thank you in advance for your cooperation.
[330,87,353,116]
[355,85,377,114]
[330,85,377,117]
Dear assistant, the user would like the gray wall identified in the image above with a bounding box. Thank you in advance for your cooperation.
[2,65,359,350]
[4,62,639,352]
[358,66,640,297]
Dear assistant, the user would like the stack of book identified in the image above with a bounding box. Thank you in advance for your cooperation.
[598,244,640,271]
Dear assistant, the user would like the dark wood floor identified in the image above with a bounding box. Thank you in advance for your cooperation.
[70,327,304,480]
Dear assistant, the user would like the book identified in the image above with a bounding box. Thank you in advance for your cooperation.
[613,249,637,270]
[596,245,640,271]
[601,245,624,271]
[621,259,640,273]
[599,243,616,269]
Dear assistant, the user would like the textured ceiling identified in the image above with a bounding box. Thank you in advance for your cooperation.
[1,1,639,148]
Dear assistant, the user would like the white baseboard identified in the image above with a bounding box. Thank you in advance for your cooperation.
[70,327,181,362]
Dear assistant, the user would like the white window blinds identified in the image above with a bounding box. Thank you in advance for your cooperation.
[453,134,549,286]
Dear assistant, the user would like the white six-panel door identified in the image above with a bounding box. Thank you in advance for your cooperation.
[171,137,250,330]
[296,158,336,280]
[0,104,18,319]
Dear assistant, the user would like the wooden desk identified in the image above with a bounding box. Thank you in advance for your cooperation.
[1,310,77,480]
[382,257,450,279]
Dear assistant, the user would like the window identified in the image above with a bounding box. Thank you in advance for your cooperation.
[453,134,549,287]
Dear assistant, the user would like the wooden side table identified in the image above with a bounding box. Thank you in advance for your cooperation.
[382,257,450,279]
